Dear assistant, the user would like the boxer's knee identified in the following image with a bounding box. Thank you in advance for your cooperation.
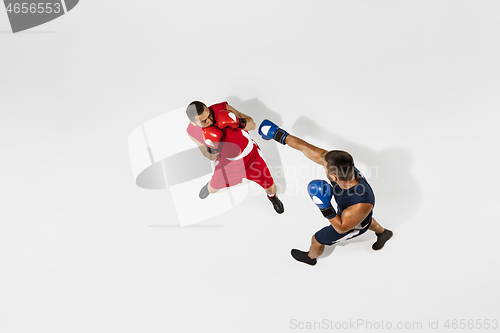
[312,235,318,245]
[311,235,324,247]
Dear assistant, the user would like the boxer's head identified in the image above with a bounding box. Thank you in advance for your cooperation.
[186,101,214,128]
[323,150,355,182]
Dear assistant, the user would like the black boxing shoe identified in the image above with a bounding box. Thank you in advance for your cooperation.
[372,229,393,251]
[267,194,284,214]
[291,249,317,266]
[199,182,210,199]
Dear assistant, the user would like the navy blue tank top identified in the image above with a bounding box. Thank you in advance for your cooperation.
[330,168,375,230]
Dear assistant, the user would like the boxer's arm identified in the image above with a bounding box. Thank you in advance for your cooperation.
[327,203,373,233]
[188,134,217,161]
[284,134,329,166]
[226,104,256,131]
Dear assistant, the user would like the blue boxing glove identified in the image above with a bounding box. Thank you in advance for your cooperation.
[307,180,337,219]
[258,119,289,145]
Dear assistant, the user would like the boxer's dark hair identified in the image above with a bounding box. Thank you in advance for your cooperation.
[186,101,207,122]
[324,150,355,181]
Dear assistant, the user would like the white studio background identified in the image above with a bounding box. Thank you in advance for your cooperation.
[1,1,499,332]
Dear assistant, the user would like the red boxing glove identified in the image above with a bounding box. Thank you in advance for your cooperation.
[216,110,246,129]
[202,126,223,154]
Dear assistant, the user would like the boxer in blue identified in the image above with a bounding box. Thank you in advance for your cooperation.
[258,120,393,266]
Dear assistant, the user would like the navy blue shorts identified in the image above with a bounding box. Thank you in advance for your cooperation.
[314,219,372,246]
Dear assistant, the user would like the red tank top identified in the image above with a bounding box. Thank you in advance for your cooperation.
[186,102,252,165]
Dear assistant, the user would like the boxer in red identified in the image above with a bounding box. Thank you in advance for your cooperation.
[186,101,284,214]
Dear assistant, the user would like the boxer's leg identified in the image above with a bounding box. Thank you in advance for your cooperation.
[249,149,284,214]
[369,217,385,233]
[292,225,348,266]
[291,235,325,266]
[208,182,220,194]
[370,217,393,250]
[264,183,277,195]
[291,235,322,266]
[199,176,221,199]
[264,182,283,214]
[308,235,325,259]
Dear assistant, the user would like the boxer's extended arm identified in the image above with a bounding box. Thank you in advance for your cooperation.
[327,203,373,233]
[226,104,256,131]
[188,134,217,161]
[284,134,328,166]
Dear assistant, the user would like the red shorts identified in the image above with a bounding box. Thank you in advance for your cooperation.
[210,145,274,190]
